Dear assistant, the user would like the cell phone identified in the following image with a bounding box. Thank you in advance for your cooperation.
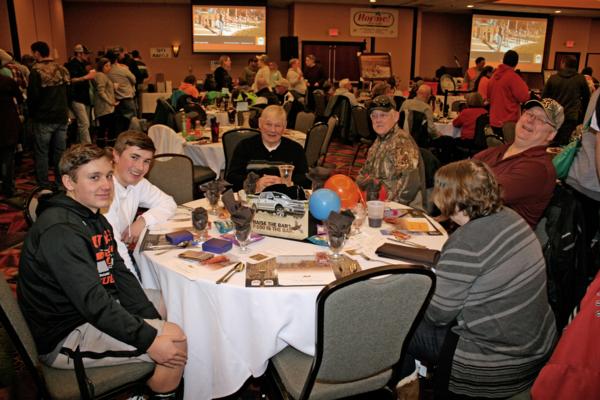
[427,231,444,236]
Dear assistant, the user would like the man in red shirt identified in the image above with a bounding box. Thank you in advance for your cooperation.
[487,50,530,143]
[474,98,564,228]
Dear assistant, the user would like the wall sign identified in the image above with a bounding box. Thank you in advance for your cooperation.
[350,8,398,38]
[150,47,172,59]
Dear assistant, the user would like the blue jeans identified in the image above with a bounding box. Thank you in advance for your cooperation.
[33,122,67,187]
[70,101,91,144]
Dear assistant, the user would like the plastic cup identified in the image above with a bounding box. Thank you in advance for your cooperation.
[367,200,385,228]
[278,164,295,187]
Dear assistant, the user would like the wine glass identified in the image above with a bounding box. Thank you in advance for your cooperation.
[215,96,223,109]
[327,230,347,259]
[350,203,366,236]
[234,224,252,253]
[192,207,209,244]
[206,190,220,215]
[227,108,237,125]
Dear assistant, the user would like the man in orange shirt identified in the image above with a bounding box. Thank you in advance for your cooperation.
[464,57,485,91]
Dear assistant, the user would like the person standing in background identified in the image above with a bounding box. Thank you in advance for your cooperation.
[65,44,95,144]
[242,57,258,87]
[107,49,137,135]
[474,66,493,103]
[93,58,118,147]
[286,58,307,97]
[0,74,23,196]
[464,56,485,91]
[214,55,233,92]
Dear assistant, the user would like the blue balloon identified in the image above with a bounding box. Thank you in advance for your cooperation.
[309,189,341,221]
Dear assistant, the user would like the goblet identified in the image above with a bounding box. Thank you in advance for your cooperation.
[327,230,347,259]
[350,203,366,236]
[234,225,252,253]
[206,190,220,215]
[192,207,208,244]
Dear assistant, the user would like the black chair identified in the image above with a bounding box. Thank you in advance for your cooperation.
[324,95,353,143]
[455,113,490,159]
[222,128,261,177]
[401,109,430,148]
[152,98,178,131]
[0,276,154,400]
[350,106,375,168]
[267,265,436,400]
[24,186,56,226]
[294,111,316,134]
[312,90,327,121]
[304,122,328,168]
[319,116,338,166]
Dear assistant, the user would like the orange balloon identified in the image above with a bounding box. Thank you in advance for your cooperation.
[324,174,360,209]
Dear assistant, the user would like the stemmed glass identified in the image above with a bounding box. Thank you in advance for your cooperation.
[192,207,208,244]
[327,230,347,259]
[350,203,366,236]
[234,224,252,253]
[206,190,220,215]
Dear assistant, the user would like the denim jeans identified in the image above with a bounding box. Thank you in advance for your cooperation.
[33,122,67,187]
[70,101,91,144]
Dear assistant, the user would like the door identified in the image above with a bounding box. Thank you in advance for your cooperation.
[301,41,364,83]
[554,52,580,70]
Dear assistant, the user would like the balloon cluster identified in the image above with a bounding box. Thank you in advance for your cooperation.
[308,174,361,221]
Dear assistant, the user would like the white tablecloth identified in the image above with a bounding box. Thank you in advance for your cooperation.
[135,199,447,400]
[141,92,170,114]
[183,129,307,175]
[435,121,461,138]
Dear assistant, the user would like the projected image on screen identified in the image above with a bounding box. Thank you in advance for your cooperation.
[469,15,547,73]
[192,5,266,53]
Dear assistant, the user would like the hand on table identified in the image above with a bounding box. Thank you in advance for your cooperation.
[121,216,146,245]
[147,334,188,368]
[256,175,282,192]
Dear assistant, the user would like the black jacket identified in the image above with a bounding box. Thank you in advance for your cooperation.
[214,66,232,91]
[27,59,70,123]
[17,193,160,355]
[542,68,590,123]
[65,57,91,105]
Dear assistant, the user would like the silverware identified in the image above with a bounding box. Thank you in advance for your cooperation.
[178,205,194,211]
[147,241,191,252]
[220,263,245,284]
[388,238,428,249]
[216,262,242,284]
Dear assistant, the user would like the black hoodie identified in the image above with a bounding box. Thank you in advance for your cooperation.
[17,193,160,355]
[542,68,590,122]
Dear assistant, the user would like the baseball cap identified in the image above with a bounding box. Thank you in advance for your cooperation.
[523,98,565,130]
[274,78,290,89]
[73,44,90,54]
[369,95,396,114]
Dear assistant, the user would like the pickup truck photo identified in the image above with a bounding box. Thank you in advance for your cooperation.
[248,191,306,217]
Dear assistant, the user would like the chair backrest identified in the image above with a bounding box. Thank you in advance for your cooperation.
[24,187,56,226]
[313,90,327,118]
[324,95,353,141]
[148,124,185,155]
[294,111,316,133]
[146,154,194,204]
[298,265,436,399]
[319,116,338,163]
[394,95,406,111]
[350,106,373,140]
[222,128,261,177]
[153,98,177,131]
[304,122,328,168]
[407,110,430,148]
[451,100,467,112]
[0,277,49,397]
[472,112,490,151]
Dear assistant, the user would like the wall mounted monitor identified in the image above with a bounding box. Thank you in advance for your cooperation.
[192,5,266,53]
[469,14,548,73]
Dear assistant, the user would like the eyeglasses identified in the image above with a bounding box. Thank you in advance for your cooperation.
[523,109,554,128]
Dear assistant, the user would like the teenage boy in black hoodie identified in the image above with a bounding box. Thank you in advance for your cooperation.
[17,144,187,399]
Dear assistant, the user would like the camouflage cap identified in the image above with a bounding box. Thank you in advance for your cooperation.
[523,98,565,130]
[369,95,396,114]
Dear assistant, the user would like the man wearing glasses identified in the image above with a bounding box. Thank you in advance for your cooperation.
[356,95,424,208]
[474,98,565,227]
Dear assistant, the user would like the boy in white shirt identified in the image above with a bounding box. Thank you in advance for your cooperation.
[104,131,177,278]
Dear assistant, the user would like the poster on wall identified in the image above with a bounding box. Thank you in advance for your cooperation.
[358,53,393,80]
[350,8,398,38]
[150,47,172,59]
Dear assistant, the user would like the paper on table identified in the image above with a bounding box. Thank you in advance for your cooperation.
[277,266,336,286]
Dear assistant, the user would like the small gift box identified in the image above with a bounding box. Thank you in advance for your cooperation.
[165,230,193,245]
[202,238,233,254]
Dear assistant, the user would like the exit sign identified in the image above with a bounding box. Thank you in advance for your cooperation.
[328,28,339,36]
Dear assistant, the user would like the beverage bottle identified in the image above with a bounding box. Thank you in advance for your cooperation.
[180,111,187,136]
[194,120,201,136]
[210,117,219,143]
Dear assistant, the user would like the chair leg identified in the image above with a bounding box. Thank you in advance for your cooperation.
[350,143,363,168]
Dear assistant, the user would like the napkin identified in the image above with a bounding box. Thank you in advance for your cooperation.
[222,189,255,229]
[243,171,260,195]
[325,210,355,237]
[375,243,440,266]
[199,179,229,204]
[306,166,333,191]
[191,207,208,231]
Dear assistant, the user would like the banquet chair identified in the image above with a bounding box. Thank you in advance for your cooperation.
[24,186,56,226]
[324,95,353,143]
[294,111,316,134]
[312,90,327,121]
[222,128,261,177]
[0,276,155,400]
[148,124,185,155]
[266,265,436,400]
[318,116,337,166]
[350,106,375,168]
[147,154,198,204]
[304,122,328,168]
[152,98,178,131]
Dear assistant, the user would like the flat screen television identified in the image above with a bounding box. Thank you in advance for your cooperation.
[192,4,267,53]
[469,14,548,73]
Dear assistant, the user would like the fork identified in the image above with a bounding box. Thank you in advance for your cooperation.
[216,262,243,284]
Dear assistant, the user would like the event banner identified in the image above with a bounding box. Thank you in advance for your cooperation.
[350,8,398,38]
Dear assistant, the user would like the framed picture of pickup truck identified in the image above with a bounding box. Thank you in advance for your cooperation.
[246,190,311,241]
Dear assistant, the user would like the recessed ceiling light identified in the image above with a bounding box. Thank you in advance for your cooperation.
[554,10,562,13]
[467,4,474,8]
[369,0,376,3]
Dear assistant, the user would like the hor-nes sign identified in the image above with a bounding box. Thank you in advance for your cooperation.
[350,8,398,38]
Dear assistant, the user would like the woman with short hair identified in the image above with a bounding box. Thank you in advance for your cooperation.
[93,57,117,146]
[402,159,557,399]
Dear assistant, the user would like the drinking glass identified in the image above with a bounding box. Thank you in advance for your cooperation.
[206,190,220,215]
[227,108,237,125]
[215,96,223,109]
[350,203,367,235]
[234,225,252,253]
[278,164,295,187]
[192,207,208,244]
[327,230,346,259]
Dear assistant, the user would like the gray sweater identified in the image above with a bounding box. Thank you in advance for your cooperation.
[93,72,115,118]
[428,207,557,398]
[107,63,136,100]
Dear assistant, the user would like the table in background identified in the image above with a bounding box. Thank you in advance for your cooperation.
[434,119,461,138]
[183,129,307,175]
[140,92,170,114]
[135,199,447,400]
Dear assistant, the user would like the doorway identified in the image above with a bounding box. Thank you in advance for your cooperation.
[301,41,365,83]
[554,52,580,70]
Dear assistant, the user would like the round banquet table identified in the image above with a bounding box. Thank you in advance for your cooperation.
[135,198,447,400]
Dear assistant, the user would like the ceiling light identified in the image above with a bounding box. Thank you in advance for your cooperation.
[554,10,562,13]
[369,0,376,3]
[467,4,474,8]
